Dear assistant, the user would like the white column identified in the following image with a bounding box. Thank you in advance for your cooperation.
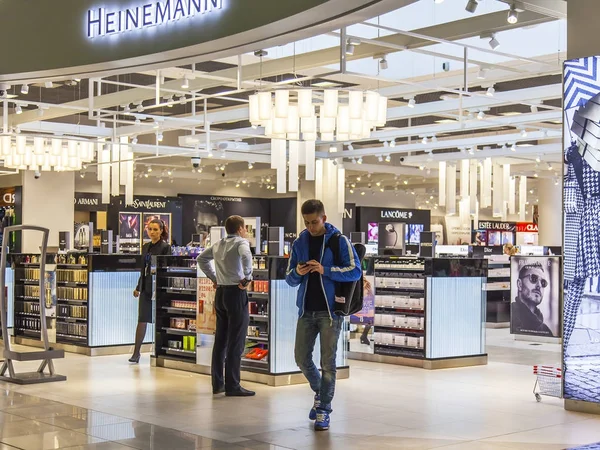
[537,177,562,246]
[296,160,345,234]
[21,171,75,252]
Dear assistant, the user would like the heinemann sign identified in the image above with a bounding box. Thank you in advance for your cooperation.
[87,0,224,38]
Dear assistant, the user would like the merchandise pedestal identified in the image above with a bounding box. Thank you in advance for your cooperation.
[348,257,488,369]
[14,254,152,356]
[152,255,350,386]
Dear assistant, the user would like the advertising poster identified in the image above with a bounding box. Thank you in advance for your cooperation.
[510,256,560,337]
[74,223,91,250]
[197,278,216,335]
[44,271,56,318]
[142,213,171,244]
[432,216,471,246]
[563,55,600,403]
[377,223,406,255]
[348,275,375,354]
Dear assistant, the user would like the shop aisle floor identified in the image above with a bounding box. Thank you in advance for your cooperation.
[0,337,598,450]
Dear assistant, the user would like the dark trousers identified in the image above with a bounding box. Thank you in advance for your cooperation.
[211,286,249,392]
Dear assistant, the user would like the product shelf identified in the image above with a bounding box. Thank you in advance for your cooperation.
[161,306,197,315]
[249,314,269,321]
[161,327,196,336]
[246,335,269,342]
[162,347,196,358]
[57,316,87,322]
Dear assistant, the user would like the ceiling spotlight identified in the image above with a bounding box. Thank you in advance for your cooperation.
[530,105,539,113]
[132,136,138,144]
[147,166,153,173]
[20,84,29,95]
[486,86,495,97]
[144,173,149,178]
[348,143,354,151]
[358,157,363,164]
[351,183,356,188]
[235,182,240,188]
[489,34,500,50]
[158,178,164,183]
[535,155,541,163]
[356,176,361,182]
[15,105,22,115]
[511,144,516,152]
[179,95,186,105]
[376,181,381,187]
[534,173,539,178]
[167,169,173,176]
[419,165,424,171]
[266,176,271,183]
[422,136,428,145]
[547,163,553,171]
[465,0,479,13]
[361,191,365,196]
[135,118,141,125]
[44,81,54,89]
[507,4,519,24]
[207,149,214,158]
[390,140,396,148]
[385,154,391,163]
[403,180,408,185]
[153,121,160,129]
[477,111,485,120]
[157,132,163,142]
[346,44,355,56]
[349,189,354,194]
[329,145,338,153]
[521,129,528,138]
[136,103,144,112]
[554,178,559,186]
[351,158,357,164]
[220,164,226,171]
[167,96,174,108]
[80,172,85,179]
[380,188,384,192]
[408,98,416,108]
[378,155,384,163]
[379,57,388,71]
[477,68,488,80]
[346,37,361,56]
[181,76,189,89]
[248,162,254,169]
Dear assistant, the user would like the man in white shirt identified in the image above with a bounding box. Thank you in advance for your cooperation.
[198,215,255,397]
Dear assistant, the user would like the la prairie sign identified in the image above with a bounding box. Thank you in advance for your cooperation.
[87,0,224,38]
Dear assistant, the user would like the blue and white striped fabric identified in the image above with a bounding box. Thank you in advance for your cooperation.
[565,57,600,110]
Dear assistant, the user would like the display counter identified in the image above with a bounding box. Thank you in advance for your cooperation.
[349,256,488,369]
[152,255,349,387]
[13,253,152,356]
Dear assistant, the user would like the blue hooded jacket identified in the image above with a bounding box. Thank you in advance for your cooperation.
[285,223,361,318]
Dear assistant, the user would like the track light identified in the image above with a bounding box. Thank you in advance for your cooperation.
[147,166,153,173]
[346,44,355,56]
[507,4,519,24]
[385,155,391,163]
[15,105,22,115]
[182,76,189,89]
[379,57,388,71]
[351,158,357,164]
[349,189,354,194]
[422,136,428,145]
[535,155,541,163]
[378,155,383,163]
[144,173,149,178]
[419,165,424,171]
[248,162,254,169]
[477,68,488,80]
[403,180,408,185]
[408,98,416,108]
[547,163,553,171]
[489,34,500,50]
[20,84,29,95]
[348,143,354,151]
[167,96,174,107]
[465,0,479,13]
[153,121,160,129]
[511,144,516,152]
[521,129,528,138]
[80,172,85,179]
[530,105,539,113]
[44,81,54,89]
[167,169,172,176]
[390,140,396,148]
[357,157,363,164]
[136,103,144,113]
[132,136,138,144]
[477,111,485,120]
[486,86,495,97]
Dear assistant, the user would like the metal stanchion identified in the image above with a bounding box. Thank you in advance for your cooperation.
[0,225,66,384]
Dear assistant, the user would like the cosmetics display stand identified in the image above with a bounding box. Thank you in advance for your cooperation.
[348,256,488,369]
[152,255,350,387]
[14,254,152,356]
[483,253,511,328]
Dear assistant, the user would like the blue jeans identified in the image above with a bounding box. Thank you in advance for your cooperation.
[294,311,343,413]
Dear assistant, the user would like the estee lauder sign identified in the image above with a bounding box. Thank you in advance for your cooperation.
[87,0,224,38]
[477,221,516,231]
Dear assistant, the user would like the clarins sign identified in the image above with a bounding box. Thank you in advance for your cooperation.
[87,0,224,38]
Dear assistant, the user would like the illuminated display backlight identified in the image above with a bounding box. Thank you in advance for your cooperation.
[87,0,224,38]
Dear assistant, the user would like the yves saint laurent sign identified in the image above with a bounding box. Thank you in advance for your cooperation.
[130,199,167,209]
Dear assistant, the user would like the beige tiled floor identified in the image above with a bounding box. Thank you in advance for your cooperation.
[0,331,594,449]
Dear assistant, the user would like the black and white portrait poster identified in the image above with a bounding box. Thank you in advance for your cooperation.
[510,256,560,337]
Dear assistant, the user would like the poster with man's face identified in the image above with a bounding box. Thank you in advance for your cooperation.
[510,256,560,337]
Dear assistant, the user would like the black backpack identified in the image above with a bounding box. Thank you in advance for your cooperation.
[327,233,367,317]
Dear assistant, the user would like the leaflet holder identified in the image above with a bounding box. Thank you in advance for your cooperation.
[0,225,66,384]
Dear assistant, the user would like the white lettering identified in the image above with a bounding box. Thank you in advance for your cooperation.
[131,199,167,209]
[87,0,225,38]
[343,208,353,219]
[381,210,410,219]
[2,193,14,204]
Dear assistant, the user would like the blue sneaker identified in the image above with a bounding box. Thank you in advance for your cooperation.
[314,410,330,431]
[309,394,321,420]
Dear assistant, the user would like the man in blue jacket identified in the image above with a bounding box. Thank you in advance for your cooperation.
[286,199,361,431]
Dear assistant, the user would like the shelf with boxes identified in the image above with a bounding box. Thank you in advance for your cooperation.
[373,257,427,359]
[154,257,199,363]
[361,256,488,369]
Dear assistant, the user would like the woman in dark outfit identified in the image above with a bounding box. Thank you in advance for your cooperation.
[129,219,171,363]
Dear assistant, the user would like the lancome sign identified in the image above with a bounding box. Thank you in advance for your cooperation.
[381,210,413,220]
[87,0,224,38]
